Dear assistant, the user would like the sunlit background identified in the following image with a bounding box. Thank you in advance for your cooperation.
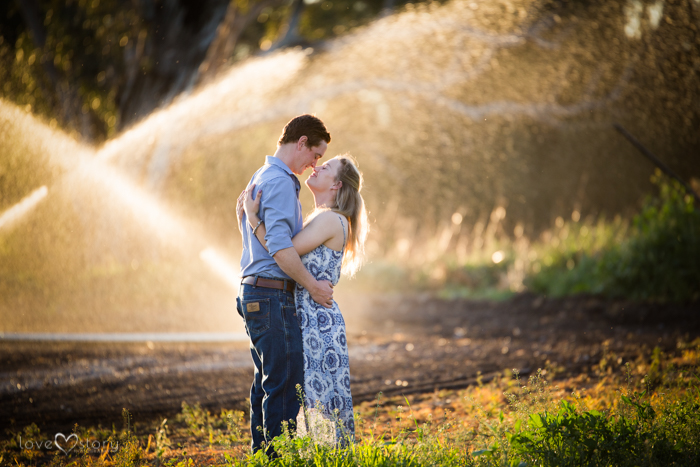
[0,0,698,334]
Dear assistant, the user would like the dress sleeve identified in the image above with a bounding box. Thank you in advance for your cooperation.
[258,176,297,257]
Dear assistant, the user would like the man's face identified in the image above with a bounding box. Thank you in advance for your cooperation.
[294,138,328,175]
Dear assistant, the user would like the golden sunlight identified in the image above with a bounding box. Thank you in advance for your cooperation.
[0,186,48,230]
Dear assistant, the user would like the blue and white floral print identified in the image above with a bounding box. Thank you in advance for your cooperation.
[295,215,354,445]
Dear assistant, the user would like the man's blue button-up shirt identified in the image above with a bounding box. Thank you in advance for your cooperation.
[239,156,303,280]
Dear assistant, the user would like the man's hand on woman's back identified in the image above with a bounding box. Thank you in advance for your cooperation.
[273,247,334,308]
[309,279,334,308]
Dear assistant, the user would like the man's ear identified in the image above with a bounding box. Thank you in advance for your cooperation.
[297,136,308,150]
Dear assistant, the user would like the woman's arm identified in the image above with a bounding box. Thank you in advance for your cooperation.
[244,187,341,256]
[242,184,269,250]
[290,213,340,256]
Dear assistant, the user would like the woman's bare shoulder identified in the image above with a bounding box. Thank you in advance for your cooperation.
[309,210,345,234]
[311,210,341,225]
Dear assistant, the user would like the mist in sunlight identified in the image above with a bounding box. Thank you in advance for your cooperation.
[0,0,698,334]
[0,100,243,334]
[0,186,48,230]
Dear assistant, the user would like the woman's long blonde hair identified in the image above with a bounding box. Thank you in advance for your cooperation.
[305,155,368,276]
[332,154,368,276]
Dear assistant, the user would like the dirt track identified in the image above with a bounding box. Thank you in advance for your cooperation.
[1,293,698,438]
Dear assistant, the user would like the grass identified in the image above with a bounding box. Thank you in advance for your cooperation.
[3,338,699,466]
[526,172,700,302]
[354,172,700,303]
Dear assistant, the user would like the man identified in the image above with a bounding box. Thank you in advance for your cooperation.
[236,114,334,454]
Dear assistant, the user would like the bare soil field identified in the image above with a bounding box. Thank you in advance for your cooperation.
[1,293,698,439]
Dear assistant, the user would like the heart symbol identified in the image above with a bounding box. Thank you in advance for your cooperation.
[54,433,78,455]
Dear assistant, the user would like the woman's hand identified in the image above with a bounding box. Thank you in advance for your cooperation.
[236,189,246,234]
[244,184,262,227]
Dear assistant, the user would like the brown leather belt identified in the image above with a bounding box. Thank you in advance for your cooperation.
[241,276,295,293]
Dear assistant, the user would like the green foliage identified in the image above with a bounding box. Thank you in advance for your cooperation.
[509,400,644,466]
[234,422,468,467]
[111,408,144,467]
[600,174,700,301]
[648,346,664,388]
[176,401,245,446]
[527,173,700,302]
[350,172,698,302]
[354,247,516,301]
[440,260,511,295]
[221,365,700,467]
[0,0,132,138]
[0,0,435,140]
[155,418,172,458]
[497,389,700,467]
[300,0,434,41]
[2,360,699,466]
[220,387,700,467]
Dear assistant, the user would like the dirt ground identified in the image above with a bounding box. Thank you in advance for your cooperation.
[1,293,699,439]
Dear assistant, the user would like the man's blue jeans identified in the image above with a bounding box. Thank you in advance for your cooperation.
[236,280,304,453]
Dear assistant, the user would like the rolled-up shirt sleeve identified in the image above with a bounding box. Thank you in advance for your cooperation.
[259,176,297,257]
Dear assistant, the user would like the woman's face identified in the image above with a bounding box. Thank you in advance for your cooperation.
[306,157,341,193]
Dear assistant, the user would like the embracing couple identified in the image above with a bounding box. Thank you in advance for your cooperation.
[235,114,368,454]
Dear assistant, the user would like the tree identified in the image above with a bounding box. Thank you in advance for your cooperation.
[4,0,265,139]
[0,0,418,140]
[15,0,91,137]
[198,0,289,82]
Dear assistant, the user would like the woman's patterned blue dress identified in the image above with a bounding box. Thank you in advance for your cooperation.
[295,215,354,445]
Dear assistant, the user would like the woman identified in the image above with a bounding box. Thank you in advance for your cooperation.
[238,154,368,445]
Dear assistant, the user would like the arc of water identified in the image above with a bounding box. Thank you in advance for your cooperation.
[91,10,576,180]
[138,62,634,171]
[64,156,243,288]
[96,12,635,176]
[0,100,241,289]
[199,248,240,289]
[0,186,48,231]
[0,0,639,294]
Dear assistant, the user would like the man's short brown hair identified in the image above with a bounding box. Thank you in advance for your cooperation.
[278,114,331,148]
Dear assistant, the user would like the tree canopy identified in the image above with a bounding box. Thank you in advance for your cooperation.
[0,0,419,141]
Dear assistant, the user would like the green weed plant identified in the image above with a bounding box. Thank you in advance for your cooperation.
[355,171,699,302]
[227,365,700,467]
[2,345,699,466]
[528,172,700,301]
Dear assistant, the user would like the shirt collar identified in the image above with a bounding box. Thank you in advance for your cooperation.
[265,155,300,193]
[265,156,295,177]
